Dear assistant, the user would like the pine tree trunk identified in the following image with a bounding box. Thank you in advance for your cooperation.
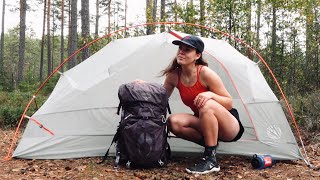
[174,0,177,22]
[199,0,205,36]
[160,0,165,32]
[313,6,319,88]
[108,0,111,34]
[40,0,47,82]
[0,0,6,74]
[95,0,99,38]
[51,3,55,73]
[255,0,261,50]
[81,0,90,61]
[47,0,52,77]
[17,0,27,85]
[124,0,127,37]
[246,0,251,59]
[152,0,157,34]
[271,4,277,67]
[228,2,232,43]
[290,30,297,93]
[146,0,152,35]
[68,0,78,69]
[60,0,64,72]
[280,39,284,86]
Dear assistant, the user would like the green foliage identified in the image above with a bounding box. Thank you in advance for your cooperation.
[282,90,320,132]
[0,106,24,129]
[39,74,60,96]
[0,91,48,129]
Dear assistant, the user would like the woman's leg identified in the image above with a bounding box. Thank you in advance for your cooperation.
[198,99,240,146]
[185,99,240,174]
[167,113,202,144]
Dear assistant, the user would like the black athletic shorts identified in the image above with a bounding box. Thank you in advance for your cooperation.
[196,108,244,146]
[224,108,244,142]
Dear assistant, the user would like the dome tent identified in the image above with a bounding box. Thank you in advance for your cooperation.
[10,29,303,161]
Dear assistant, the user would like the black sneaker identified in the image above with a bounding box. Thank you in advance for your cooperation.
[185,157,220,174]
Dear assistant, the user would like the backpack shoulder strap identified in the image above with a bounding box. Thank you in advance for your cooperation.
[117,102,122,115]
[167,103,172,114]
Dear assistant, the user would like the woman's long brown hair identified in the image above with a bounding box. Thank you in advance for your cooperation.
[160,55,208,76]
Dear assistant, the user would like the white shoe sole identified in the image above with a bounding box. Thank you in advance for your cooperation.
[185,167,220,174]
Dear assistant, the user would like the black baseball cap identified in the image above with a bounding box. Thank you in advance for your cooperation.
[172,35,204,53]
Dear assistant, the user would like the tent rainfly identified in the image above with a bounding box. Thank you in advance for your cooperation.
[12,31,303,161]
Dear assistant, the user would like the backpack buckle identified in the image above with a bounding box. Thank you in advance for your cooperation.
[158,159,164,166]
[161,115,167,123]
[126,161,131,168]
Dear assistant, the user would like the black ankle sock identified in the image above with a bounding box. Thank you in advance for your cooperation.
[204,145,217,159]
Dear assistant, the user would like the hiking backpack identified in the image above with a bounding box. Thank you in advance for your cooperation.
[100,82,171,168]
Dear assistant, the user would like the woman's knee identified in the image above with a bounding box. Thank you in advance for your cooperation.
[198,100,218,115]
[167,115,180,132]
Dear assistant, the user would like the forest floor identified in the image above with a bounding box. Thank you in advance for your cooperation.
[1,129,319,180]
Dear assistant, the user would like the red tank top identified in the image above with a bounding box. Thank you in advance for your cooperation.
[177,66,207,114]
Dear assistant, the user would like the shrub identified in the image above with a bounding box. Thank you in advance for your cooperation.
[0,91,48,129]
[0,106,24,129]
[282,90,320,132]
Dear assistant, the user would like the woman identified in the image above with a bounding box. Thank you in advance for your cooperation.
[161,35,244,174]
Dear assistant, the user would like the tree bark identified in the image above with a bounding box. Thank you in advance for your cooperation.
[199,0,204,36]
[60,0,64,72]
[174,0,177,22]
[68,0,78,69]
[255,0,261,50]
[51,2,55,73]
[47,0,52,77]
[95,0,99,38]
[40,0,47,82]
[228,2,232,43]
[124,0,127,36]
[17,0,27,85]
[271,4,277,68]
[160,0,165,32]
[108,0,111,34]
[146,0,153,35]
[246,0,252,59]
[81,0,90,61]
[0,0,6,74]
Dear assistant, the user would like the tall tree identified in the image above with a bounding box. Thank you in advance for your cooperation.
[68,0,78,69]
[124,0,127,36]
[47,0,52,77]
[152,0,157,22]
[107,0,111,34]
[0,0,5,74]
[17,0,27,85]
[95,0,99,38]
[245,0,252,58]
[174,0,177,22]
[39,0,47,82]
[81,0,90,61]
[146,0,153,35]
[255,0,262,50]
[270,1,277,80]
[199,0,205,36]
[160,0,165,32]
[60,0,65,72]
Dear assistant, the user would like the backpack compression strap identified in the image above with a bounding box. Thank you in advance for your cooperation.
[98,122,122,164]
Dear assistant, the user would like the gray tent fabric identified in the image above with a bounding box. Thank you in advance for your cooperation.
[13,31,303,160]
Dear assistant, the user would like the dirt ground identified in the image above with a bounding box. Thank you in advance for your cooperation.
[1,129,319,180]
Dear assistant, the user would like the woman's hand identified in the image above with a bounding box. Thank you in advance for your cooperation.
[193,91,214,109]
